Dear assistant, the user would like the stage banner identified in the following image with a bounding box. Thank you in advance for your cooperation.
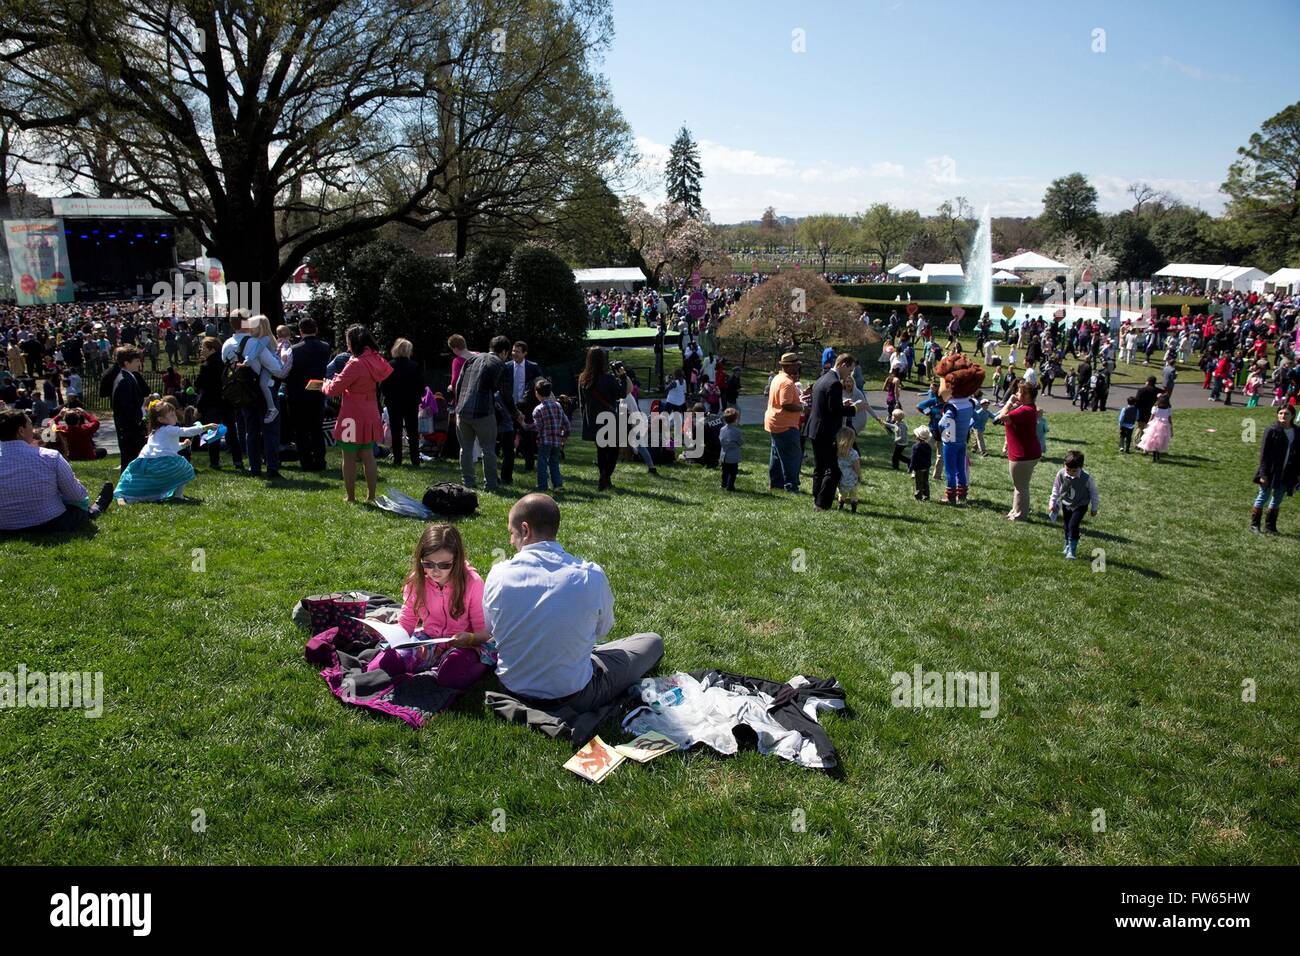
[5,219,75,305]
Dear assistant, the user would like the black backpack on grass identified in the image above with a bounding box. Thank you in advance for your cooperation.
[422,482,479,517]
[222,336,263,409]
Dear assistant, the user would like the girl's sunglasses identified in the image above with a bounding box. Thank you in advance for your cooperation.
[420,559,455,571]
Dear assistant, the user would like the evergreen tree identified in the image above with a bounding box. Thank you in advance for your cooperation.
[665,125,704,219]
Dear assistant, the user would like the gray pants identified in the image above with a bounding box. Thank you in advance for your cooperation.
[458,413,498,489]
[546,633,665,714]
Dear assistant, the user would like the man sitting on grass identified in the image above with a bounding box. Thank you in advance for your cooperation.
[0,409,113,534]
[484,493,663,713]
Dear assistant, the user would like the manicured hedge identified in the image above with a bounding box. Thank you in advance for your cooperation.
[832,282,1041,305]
[1151,295,1213,318]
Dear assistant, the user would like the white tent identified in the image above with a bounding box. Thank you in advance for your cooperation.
[281,282,334,303]
[992,270,1021,283]
[1154,263,1265,291]
[1209,265,1267,292]
[920,263,963,284]
[1264,267,1300,294]
[889,263,922,280]
[992,251,1066,271]
[1154,263,1227,281]
[572,267,647,291]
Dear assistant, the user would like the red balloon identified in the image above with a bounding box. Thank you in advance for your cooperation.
[906,302,919,316]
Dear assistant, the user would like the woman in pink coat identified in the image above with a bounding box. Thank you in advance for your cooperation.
[321,325,393,503]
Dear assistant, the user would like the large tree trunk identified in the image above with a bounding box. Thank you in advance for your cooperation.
[455,216,470,261]
[211,203,285,326]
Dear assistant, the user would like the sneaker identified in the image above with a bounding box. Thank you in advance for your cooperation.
[263,406,279,424]
[1065,547,1077,560]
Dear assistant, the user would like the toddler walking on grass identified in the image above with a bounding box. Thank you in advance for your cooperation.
[836,426,860,512]
[909,425,932,501]
[719,407,742,491]
[888,408,910,469]
[1047,449,1100,560]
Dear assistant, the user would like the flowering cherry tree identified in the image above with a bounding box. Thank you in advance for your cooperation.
[623,198,720,284]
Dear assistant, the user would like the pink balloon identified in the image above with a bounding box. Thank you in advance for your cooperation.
[951,306,965,319]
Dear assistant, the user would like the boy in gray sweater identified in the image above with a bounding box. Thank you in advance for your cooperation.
[719,407,743,491]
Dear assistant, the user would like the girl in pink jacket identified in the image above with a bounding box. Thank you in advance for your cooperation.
[369,524,493,689]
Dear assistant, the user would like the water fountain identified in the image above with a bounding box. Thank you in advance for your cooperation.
[961,203,993,318]
[945,291,950,304]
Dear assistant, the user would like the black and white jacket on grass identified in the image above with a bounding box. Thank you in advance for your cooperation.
[622,670,846,770]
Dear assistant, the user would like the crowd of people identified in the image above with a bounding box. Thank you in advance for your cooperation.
[2,277,1299,540]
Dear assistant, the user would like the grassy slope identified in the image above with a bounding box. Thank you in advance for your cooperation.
[1,404,1296,864]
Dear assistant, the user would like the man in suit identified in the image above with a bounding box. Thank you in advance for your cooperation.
[110,346,148,471]
[508,341,542,478]
[285,317,332,471]
[807,353,856,511]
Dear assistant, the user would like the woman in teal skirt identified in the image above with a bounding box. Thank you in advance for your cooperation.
[114,401,212,503]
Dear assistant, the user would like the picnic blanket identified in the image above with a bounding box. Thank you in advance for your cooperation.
[296,591,465,728]
[319,639,463,729]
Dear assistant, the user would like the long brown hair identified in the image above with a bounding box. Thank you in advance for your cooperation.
[405,523,469,619]
[577,346,607,390]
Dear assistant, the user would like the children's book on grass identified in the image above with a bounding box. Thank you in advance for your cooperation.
[615,730,679,763]
[564,736,625,782]
[351,617,454,650]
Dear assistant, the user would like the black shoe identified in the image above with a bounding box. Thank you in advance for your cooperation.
[265,471,283,481]
[90,482,114,518]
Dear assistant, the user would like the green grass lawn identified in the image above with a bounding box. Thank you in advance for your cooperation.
[2,404,1297,864]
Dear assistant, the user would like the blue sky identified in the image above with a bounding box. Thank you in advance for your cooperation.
[603,0,1300,222]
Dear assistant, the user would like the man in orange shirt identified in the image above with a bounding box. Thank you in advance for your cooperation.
[765,352,807,492]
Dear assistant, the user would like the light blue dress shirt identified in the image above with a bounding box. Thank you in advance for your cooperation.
[483,540,614,699]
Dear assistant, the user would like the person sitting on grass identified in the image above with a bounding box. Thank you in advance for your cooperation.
[54,408,107,460]
[0,408,113,534]
[113,401,212,504]
[484,494,663,715]
[367,523,494,686]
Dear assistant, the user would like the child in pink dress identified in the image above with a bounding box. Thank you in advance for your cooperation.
[1138,393,1173,462]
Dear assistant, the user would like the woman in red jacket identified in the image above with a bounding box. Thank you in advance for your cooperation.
[994,381,1042,521]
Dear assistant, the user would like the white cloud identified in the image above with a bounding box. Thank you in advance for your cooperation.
[698,139,798,178]
[625,135,1227,223]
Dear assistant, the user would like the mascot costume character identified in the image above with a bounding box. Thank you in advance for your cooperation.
[934,353,985,505]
